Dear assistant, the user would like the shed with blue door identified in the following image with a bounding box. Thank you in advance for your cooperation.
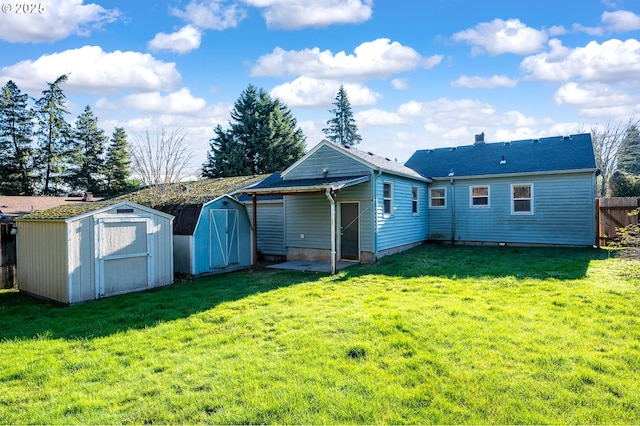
[118,175,268,276]
[405,133,597,246]
[162,195,253,276]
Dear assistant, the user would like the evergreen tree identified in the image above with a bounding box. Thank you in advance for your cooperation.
[68,105,108,195]
[322,85,362,147]
[35,74,71,195]
[202,85,306,178]
[0,80,35,195]
[104,127,132,196]
[617,123,640,175]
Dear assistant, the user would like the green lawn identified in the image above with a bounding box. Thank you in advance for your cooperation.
[1,245,639,424]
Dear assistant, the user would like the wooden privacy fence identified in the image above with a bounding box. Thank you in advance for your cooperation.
[0,223,17,289]
[596,197,640,247]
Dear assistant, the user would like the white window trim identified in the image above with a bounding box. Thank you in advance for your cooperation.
[511,183,534,215]
[429,187,447,209]
[470,185,490,208]
[383,182,394,217]
[412,186,420,216]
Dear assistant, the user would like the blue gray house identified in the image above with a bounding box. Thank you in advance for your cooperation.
[404,133,597,246]
[243,139,429,273]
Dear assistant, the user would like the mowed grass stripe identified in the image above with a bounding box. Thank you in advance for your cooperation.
[0,245,638,424]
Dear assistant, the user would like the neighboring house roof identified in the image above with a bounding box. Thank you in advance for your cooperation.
[283,139,428,181]
[242,175,371,195]
[0,196,99,220]
[405,133,597,179]
[16,200,173,222]
[236,172,284,202]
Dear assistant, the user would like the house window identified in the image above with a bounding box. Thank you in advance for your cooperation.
[512,184,533,214]
[412,186,420,215]
[429,187,446,208]
[470,186,490,208]
[383,182,393,216]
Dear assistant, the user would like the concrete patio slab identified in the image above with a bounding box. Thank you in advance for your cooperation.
[266,260,356,273]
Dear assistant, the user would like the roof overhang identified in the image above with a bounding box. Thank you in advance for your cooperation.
[241,175,370,196]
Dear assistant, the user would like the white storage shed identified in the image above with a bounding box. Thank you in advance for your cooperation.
[16,201,174,304]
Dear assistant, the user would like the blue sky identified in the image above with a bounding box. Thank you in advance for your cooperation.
[1,0,639,176]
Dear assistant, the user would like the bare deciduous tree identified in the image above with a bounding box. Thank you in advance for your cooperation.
[130,127,193,188]
[591,118,638,197]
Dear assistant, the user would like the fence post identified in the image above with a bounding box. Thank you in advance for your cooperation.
[595,198,601,248]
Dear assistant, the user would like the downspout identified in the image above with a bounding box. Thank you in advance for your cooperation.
[325,188,337,275]
[450,178,456,243]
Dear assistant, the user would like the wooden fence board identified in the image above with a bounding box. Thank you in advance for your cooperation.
[597,197,640,247]
[0,223,16,289]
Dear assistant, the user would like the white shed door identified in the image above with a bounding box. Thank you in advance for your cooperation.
[210,209,239,268]
[96,218,153,298]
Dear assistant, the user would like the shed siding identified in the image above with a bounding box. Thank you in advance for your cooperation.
[152,215,174,285]
[173,235,193,274]
[246,201,286,256]
[285,144,370,180]
[376,175,428,251]
[68,216,96,303]
[17,221,69,303]
[429,172,596,245]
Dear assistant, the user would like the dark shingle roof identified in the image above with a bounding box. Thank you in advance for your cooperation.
[405,133,596,179]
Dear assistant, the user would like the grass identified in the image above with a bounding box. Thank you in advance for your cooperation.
[0,244,639,424]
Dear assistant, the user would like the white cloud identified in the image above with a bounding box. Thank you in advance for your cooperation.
[269,76,380,107]
[452,18,548,56]
[602,10,640,32]
[122,88,207,113]
[451,75,518,89]
[521,38,640,82]
[148,25,202,54]
[391,78,410,90]
[170,0,246,30]
[0,46,182,94]
[243,0,373,29]
[0,0,119,43]
[356,109,408,126]
[553,81,638,118]
[251,38,442,80]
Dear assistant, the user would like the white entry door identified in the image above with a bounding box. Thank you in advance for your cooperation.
[95,217,153,298]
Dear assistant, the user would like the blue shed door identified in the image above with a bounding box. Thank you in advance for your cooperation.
[210,209,239,268]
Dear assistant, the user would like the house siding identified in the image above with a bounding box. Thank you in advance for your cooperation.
[375,174,429,253]
[284,144,371,180]
[428,172,596,246]
[245,201,286,256]
[173,235,193,274]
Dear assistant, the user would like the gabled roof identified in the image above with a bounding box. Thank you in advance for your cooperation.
[405,133,597,179]
[17,200,173,222]
[283,139,428,181]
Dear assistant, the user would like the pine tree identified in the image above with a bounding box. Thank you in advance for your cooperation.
[35,74,71,195]
[617,123,640,175]
[68,105,108,195]
[0,80,35,195]
[323,85,362,147]
[104,127,132,196]
[202,85,306,178]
